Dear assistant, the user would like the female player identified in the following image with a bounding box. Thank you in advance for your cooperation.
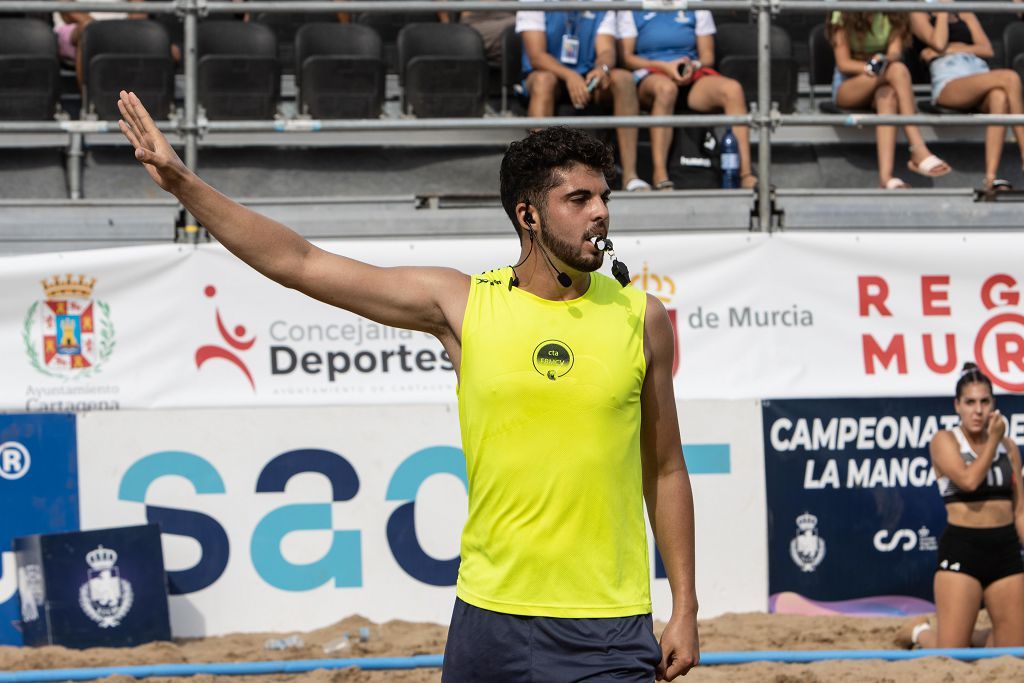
[906,363,1024,648]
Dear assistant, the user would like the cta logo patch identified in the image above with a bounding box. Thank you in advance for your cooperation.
[533,340,574,381]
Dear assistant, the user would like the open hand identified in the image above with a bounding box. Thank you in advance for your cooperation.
[117,90,191,194]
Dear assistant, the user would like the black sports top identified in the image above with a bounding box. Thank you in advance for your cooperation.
[932,13,974,47]
[937,427,1014,503]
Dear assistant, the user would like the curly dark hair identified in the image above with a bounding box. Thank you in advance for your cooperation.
[499,127,615,237]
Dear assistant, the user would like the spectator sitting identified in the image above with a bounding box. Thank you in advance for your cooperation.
[911,4,1024,194]
[830,11,952,189]
[449,0,515,66]
[617,9,757,190]
[53,0,145,88]
[516,1,649,191]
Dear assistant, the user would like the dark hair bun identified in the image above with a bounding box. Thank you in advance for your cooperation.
[961,361,979,373]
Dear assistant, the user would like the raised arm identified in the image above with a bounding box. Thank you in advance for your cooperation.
[910,11,948,53]
[640,294,698,681]
[930,412,1007,492]
[116,91,469,343]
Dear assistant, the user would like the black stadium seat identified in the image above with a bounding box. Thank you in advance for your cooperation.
[715,22,798,114]
[1005,22,1024,83]
[0,17,60,120]
[295,23,385,118]
[500,24,522,112]
[197,21,280,119]
[79,20,174,120]
[255,12,331,75]
[398,23,487,118]
[356,3,438,73]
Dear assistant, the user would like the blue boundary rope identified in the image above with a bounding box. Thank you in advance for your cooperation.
[3,647,1024,681]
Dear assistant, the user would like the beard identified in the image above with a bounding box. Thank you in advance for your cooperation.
[538,222,604,273]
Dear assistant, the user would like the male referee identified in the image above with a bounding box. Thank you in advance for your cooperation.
[117,90,699,681]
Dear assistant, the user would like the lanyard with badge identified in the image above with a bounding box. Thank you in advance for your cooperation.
[560,12,580,65]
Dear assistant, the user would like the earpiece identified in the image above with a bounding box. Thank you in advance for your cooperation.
[512,201,571,289]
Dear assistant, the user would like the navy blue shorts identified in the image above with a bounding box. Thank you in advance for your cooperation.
[441,598,662,683]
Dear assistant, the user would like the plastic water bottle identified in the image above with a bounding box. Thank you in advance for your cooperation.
[264,635,304,650]
[720,127,739,189]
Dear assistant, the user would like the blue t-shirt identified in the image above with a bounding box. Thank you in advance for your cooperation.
[522,11,609,77]
[633,10,699,62]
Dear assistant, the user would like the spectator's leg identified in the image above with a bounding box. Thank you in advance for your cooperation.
[873,84,898,187]
[637,74,678,187]
[598,68,642,189]
[883,62,946,172]
[688,76,754,187]
[938,70,1024,169]
[525,70,559,118]
[979,87,1009,188]
[994,70,1024,169]
[834,73,879,110]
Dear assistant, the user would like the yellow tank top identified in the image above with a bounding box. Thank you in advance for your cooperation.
[456,266,651,617]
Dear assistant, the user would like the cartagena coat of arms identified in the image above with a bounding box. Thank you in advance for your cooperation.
[23,274,115,379]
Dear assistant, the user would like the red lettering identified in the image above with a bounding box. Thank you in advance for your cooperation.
[921,276,951,316]
[981,274,1020,310]
[997,333,1024,373]
[923,333,957,373]
[863,334,907,374]
[858,276,891,317]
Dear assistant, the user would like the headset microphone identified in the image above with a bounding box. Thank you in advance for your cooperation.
[592,237,632,287]
[521,207,572,288]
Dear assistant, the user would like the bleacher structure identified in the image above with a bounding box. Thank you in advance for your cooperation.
[2,0,1024,255]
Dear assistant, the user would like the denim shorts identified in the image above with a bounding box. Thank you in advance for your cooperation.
[930,52,989,102]
[831,67,851,102]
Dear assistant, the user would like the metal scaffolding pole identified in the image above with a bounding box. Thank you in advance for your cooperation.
[756,0,771,232]
[181,0,200,240]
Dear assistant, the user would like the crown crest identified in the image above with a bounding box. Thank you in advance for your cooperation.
[40,274,96,299]
[796,512,817,531]
[86,545,117,571]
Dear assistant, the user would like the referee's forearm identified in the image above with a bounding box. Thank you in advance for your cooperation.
[648,470,698,617]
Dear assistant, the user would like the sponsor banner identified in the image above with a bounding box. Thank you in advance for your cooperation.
[76,401,765,636]
[0,413,80,645]
[5,232,1022,407]
[764,396,1024,605]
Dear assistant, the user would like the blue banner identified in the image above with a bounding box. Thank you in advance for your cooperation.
[763,396,1024,613]
[0,414,79,644]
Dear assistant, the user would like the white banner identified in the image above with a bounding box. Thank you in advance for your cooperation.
[75,401,765,635]
[3,232,1022,406]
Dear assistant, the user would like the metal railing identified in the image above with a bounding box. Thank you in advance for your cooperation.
[3,0,1024,231]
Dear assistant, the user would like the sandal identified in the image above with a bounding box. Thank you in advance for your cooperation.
[624,178,652,192]
[654,179,675,191]
[907,154,952,178]
[984,178,1013,193]
[884,177,910,190]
